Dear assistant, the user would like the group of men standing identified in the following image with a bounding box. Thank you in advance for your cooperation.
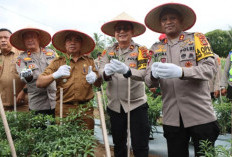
[0,2,231,157]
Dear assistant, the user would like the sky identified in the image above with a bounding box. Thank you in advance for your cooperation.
[0,0,231,48]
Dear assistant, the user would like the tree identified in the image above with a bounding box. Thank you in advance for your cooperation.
[107,36,117,46]
[205,28,232,58]
[91,33,105,58]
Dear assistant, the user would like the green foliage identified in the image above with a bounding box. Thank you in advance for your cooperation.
[198,139,232,157]
[0,111,96,156]
[91,33,106,59]
[205,29,232,57]
[213,98,231,134]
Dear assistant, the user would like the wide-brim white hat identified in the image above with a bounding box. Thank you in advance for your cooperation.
[145,3,196,33]
[52,29,95,54]
[10,27,51,51]
[101,12,146,37]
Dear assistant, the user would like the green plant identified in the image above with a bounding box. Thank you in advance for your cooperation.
[213,98,231,134]
[0,109,96,156]
[198,139,232,157]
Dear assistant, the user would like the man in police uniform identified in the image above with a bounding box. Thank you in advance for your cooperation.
[10,27,56,116]
[144,3,220,157]
[36,30,101,130]
[99,12,150,157]
[0,28,28,111]
[221,51,232,101]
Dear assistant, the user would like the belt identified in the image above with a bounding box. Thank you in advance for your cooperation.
[64,100,89,106]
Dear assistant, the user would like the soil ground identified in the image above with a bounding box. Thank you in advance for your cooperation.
[93,108,160,157]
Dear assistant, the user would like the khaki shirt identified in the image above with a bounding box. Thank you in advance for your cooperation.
[0,48,25,106]
[99,41,147,113]
[145,32,217,127]
[41,55,98,104]
[16,48,56,110]
[209,53,221,92]
[221,53,232,87]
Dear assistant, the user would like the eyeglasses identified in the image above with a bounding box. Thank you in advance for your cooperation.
[114,26,132,33]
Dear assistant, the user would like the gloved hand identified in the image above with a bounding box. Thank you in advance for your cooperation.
[110,59,129,74]
[52,65,71,79]
[20,68,33,82]
[104,63,115,76]
[86,66,97,84]
[156,63,182,79]
[151,62,160,78]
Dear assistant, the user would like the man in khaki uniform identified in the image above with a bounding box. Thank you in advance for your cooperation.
[10,27,56,116]
[0,28,28,111]
[209,53,221,99]
[144,3,219,157]
[99,12,150,157]
[221,51,232,101]
[36,30,101,130]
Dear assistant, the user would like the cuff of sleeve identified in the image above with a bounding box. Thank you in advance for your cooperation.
[103,71,112,81]
[123,69,132,78]
[179,67,184,79]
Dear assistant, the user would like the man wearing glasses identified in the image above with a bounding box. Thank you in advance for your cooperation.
[99,12,150,157]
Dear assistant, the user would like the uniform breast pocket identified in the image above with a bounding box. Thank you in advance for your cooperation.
[179,52,196,67]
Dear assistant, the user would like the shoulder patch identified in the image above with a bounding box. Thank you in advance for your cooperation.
[194,33,213,61]
[138,46,149,70]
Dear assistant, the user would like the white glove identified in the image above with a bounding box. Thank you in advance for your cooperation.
[52,65,71,79]
[151,62,160,78]
[86,66,97,84]
[20,68,33,82]
[156,63,182,79]
[110,59,129,74]
[104,63,115,76]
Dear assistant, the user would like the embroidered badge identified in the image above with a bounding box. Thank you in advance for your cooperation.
[42,48,46,53]
[129,63,136,68]
[108,52,116,56]
[46,52,53,56]
[28,64,35,69]
[130,53,138,57]
[24,57,32,61]
[185,61,193,67]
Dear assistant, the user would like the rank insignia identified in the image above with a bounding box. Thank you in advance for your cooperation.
[27,51,31,56]
[129,45,134,50]
[179,34,185,41]
[129,63,136,68]
[16,59,21,66]
[101,50,107,57]
[83,64,87,73]
[163,38,168,44]
[185,61,193,67]
[217,57,221,65]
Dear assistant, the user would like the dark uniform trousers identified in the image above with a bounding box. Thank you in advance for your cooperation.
[163,115,220,157]
[107,103,150,157]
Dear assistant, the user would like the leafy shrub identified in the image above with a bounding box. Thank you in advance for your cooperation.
[213,98,231,134]
[0,110,96,157]
[199,139,232,157]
